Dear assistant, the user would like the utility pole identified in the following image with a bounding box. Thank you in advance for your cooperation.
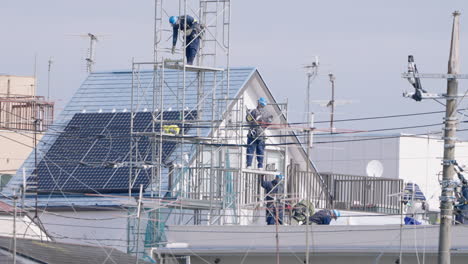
[439,11,460,264]
[402,11,464,264]
[328,73,336,133]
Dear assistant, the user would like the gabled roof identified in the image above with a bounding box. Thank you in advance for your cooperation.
[5,67,256,197]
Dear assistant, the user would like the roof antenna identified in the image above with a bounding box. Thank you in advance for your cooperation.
[304,56,319,123]
[86,33,98,73]
[47,57,53,101]
[66,33,108,73]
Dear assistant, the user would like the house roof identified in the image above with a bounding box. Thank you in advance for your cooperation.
[0,236,152,264]
[0,249,29,264]
[4,67,257,200]
[0,201,24,214]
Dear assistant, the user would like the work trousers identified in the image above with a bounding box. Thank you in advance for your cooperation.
[266,202,283,225]
[186,33,200,65]
[246,136,265,168]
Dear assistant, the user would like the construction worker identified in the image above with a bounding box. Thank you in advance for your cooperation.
[169,15,202,65]
[260,174,284,225]
[246,97,273,169]
[453,162,468,224]
[308,209,340,225]
[455,185,468,224]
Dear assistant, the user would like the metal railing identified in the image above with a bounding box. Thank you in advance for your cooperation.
[326,174,403,214]
[0,96,54,131]
[169,168,403,215]
[169,168,266,208]
[288,171,403,214]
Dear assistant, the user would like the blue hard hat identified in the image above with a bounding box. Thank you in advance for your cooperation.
[332,209,341,218]
[276,174,284,180]
[169,16,178,25]
[258,97,267,106]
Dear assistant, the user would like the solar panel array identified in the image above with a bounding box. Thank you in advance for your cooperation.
[6,67,255,196]
[34,111,196,193]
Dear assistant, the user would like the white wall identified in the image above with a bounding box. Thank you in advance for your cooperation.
[242,73,308,172]
[0,75,35,97]
[0,214,50,241]
[40,210,128,252]
[168,254,465,264]
[399,136,468,211]
[311,134,400,178]
[214,72,308,173]
[311,133,468,212]
[0,130,43,175]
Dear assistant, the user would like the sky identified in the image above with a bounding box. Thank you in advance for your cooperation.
[2,0,468,135]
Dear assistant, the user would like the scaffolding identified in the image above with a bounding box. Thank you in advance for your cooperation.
[127,0,334,260]
[0,95,54,132]
[128,0,238,257]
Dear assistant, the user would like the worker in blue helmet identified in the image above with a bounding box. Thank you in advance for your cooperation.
[307,209,340,225]
[260,174,285,225]
[245,97,273,169]
[169,15,203,65]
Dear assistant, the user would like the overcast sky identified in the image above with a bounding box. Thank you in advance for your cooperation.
[2,0,468,134]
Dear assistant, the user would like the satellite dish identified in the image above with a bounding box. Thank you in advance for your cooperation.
[366,160,384,177]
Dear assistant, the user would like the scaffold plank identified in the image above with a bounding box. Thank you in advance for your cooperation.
[241,169,281,176]
[164,61,224,72]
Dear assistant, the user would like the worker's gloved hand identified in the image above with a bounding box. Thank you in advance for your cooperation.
[171,46,176,54]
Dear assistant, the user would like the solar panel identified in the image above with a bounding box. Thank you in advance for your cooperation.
[34,111,196,193]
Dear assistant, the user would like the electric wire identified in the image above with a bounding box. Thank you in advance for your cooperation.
[3,99,468,258]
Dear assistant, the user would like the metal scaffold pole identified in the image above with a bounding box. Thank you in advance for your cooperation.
[305,113,312,264]
[438,11,460,264]
[12,191,17,264]
[127,0,233,256]
[328,73,335,133]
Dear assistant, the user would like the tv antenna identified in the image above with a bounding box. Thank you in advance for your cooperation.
[67,33,108,73]
[86,33,98,73]
[47,57,53,100]
[304,56,319,123]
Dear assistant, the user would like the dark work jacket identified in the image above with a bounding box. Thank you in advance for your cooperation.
[309,209,333,225]
[246,107,273,140]
[172,15,197,46]
[261,180,284,201]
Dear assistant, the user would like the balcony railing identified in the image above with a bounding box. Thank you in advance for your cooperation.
[0,95,54,132]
